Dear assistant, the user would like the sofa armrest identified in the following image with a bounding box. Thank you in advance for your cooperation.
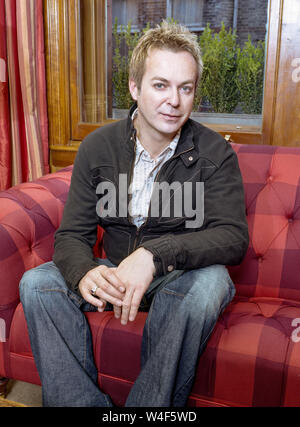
[0,168,72,334]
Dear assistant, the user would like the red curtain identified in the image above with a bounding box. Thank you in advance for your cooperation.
[0,0,12,189]
[0,0,49,191]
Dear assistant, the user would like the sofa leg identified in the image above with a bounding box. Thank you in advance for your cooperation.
[0,377,9,398]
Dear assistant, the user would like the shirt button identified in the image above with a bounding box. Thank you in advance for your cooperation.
[167,265,174,272]
[188,156,193,161]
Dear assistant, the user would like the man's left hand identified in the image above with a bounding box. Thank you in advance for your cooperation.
[115,247,156,325]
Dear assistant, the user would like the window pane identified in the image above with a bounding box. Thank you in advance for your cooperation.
[169,0,204,30]
[112,0,138,28]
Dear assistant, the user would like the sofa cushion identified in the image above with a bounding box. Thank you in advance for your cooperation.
[192,296,300,406]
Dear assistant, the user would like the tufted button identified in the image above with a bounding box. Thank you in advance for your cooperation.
[257,256,263,263]
[288,217,294,223]
[167,265,174,272]
[188,156,193,162]
[267,175,273,183]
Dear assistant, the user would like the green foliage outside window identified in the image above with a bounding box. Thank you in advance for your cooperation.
[112,20,265,114]
[195,22,239,113]
[112,19,139,109]
[236,36,265,114]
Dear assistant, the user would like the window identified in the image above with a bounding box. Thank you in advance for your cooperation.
[78,0,268,128]
[166,0,204,32]
[112,0,139,31]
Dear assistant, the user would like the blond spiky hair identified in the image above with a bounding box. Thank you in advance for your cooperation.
[129,20,203,89]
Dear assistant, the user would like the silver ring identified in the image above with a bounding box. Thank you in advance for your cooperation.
[90,285,98,296]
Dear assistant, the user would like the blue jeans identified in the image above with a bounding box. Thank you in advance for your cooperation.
[19,259,235,407]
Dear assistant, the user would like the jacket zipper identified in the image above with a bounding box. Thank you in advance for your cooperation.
[131,146,194,251]
[127,130,137,224]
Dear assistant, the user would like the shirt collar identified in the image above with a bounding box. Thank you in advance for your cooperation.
[132,107,181,162]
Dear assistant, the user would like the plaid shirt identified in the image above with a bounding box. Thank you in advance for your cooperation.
[129,110,180,228]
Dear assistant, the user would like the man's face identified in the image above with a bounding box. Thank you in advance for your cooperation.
[129,48,198,142]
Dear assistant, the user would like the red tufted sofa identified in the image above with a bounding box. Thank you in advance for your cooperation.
[0,143,300,407]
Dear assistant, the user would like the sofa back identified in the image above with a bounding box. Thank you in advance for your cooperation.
[229,144,300,301]
[0,167,72,332]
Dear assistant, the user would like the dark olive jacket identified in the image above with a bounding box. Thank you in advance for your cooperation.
[53,105,249,293]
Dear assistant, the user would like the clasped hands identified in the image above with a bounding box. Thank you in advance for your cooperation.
[78,248,155,325]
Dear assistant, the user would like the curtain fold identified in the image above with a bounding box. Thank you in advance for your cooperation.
[0,0,12,190]
[0,0,49,190]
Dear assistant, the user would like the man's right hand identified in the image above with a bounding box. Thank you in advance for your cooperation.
[78,265,125,317]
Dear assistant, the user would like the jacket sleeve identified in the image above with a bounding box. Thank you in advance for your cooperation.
[53,141,100,293]
[140,145,249,277]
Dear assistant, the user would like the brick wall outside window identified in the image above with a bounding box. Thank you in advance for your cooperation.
[113,0,268,45]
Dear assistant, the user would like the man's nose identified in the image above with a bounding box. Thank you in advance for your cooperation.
[167,88,180,107]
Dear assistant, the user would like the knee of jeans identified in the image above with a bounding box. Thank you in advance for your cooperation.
[19,271,38,309]
[19,262,62,302]
[187,265,234,316]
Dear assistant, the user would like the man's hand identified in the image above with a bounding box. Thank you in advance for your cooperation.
[78,265,125,313]
[115,247,156,325]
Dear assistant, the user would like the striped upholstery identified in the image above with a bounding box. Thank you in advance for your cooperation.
[0,144,300,406]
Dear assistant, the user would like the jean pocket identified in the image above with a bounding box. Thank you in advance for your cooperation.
[67,288,86,309]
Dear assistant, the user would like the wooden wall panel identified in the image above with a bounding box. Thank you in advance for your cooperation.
[261,0,282,146]
[44,0,74,170]
[272,1,300,146]
[44,0,70,147]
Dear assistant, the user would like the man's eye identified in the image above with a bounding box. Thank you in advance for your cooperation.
[181,86,192,93]
[154,83,165,89]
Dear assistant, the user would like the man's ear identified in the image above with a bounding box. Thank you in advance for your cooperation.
[129,79,139,101]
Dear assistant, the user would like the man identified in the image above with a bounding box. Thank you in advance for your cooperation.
[20,21,248,407]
